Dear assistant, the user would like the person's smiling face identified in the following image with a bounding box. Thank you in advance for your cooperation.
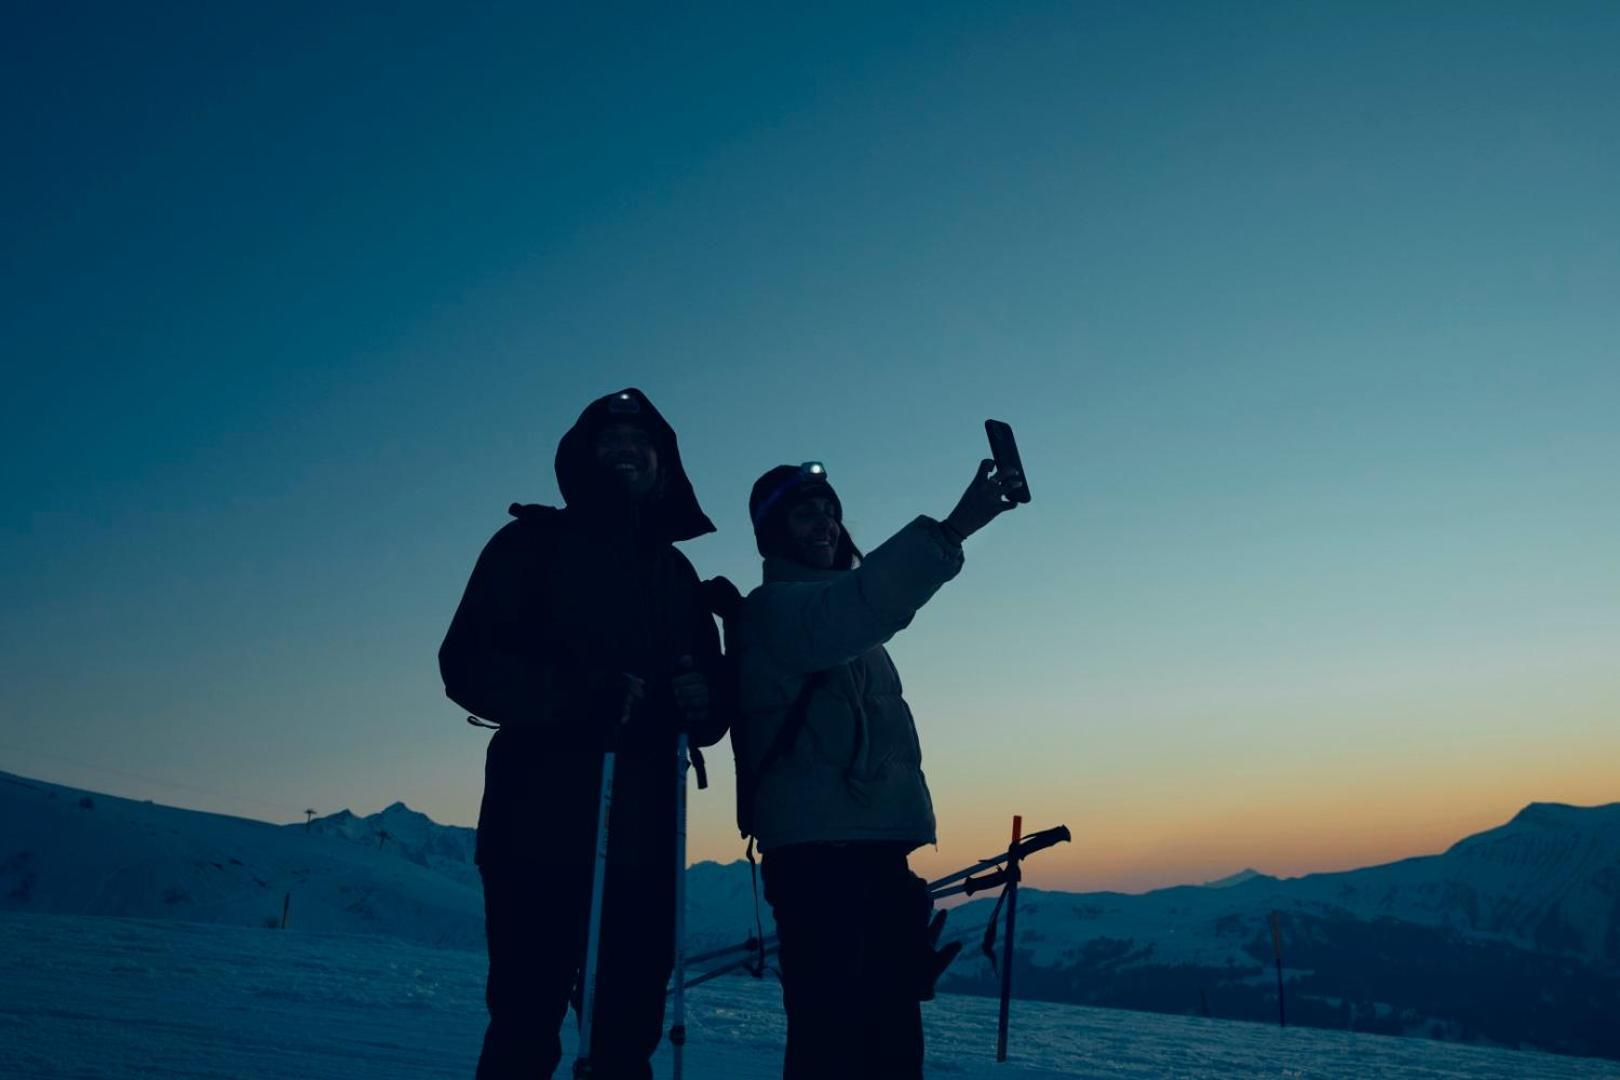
[592,422,660,499]
[785,495,841,569]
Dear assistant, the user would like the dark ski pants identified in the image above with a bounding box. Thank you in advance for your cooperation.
[762,842,929,1080]
[477,856,673,1079]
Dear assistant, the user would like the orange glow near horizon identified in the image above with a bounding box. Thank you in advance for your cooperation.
[898,757,1620,895]
[13,746,1614,901]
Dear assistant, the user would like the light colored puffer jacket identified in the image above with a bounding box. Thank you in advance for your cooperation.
[734,515,965,852]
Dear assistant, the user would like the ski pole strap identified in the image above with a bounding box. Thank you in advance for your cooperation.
[689,744,709,790]
[982,887,1009,974]
[975,859,1022,971]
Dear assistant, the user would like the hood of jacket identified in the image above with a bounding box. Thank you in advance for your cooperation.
[552,387,715,544]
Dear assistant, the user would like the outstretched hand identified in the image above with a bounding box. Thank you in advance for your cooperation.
[944,458,1019,541]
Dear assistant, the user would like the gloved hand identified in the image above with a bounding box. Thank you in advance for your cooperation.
[671,655,710,735]
[920,909,962,1001]
[584,670,647,748]
[905,872,962,1001]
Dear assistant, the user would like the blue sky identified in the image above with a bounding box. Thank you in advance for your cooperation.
[3,3,1616,890]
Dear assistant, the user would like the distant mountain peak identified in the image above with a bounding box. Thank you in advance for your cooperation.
[1201,868,1267,888]
[1509,801,1598,827]
[1444,801,1620,858]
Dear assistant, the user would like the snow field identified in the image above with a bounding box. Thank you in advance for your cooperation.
[4,912,1616,1080]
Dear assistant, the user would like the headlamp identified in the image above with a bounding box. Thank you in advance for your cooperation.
[751,461,831,526]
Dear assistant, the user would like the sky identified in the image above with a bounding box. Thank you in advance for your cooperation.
[3,2,1617,894]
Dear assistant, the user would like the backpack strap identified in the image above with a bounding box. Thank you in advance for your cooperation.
[739,669,827,835]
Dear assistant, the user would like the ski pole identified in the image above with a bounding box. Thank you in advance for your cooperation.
[670,731,690,1079]
[925,825,1070,893]
[573,686,637,1079]
[678,826,1071,972]
[684,935,778,967]
[675,943,782,993]
[995,815,1022,1063]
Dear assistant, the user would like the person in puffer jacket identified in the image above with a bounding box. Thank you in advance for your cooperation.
[732,455,1021,1079]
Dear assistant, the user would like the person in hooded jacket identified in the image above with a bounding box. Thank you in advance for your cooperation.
[730,455,1021,1079]
[439,388,731,1080]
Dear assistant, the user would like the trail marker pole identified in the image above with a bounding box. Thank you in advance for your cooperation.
[995,814,1023,1063]
[1269,910,1286,1028]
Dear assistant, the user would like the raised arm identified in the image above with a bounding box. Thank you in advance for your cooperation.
[749,456,1019,675]
[750,516,965,674]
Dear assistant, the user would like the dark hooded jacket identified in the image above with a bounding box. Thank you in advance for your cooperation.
[439,388,730,867]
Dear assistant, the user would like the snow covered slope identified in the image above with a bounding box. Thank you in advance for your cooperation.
[5,911,1617,1080]
[304,802,480,892]
[958,802,1615,963]
[0,771,485,949]
[0,769,768,953]
[938,802,1620,1060]
[945,800,1620,973]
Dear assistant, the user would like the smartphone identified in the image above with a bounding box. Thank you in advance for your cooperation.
[984,420,1031,504]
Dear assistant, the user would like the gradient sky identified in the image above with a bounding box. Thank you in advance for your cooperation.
[4,3,1617,893]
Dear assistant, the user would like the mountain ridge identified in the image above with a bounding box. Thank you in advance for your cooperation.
[4,768,1616,1059]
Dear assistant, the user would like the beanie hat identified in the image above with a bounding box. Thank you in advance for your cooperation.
[749,463,858,568]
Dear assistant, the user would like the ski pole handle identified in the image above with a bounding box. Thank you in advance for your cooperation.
[961,864,1020,897]
[1012,825,1070,860]
[607,672,646,745]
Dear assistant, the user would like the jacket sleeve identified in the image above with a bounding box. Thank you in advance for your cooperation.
[438,521,569,727]
[690,607,735,749]
[667,557,733,749]
[750,515,965,675]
